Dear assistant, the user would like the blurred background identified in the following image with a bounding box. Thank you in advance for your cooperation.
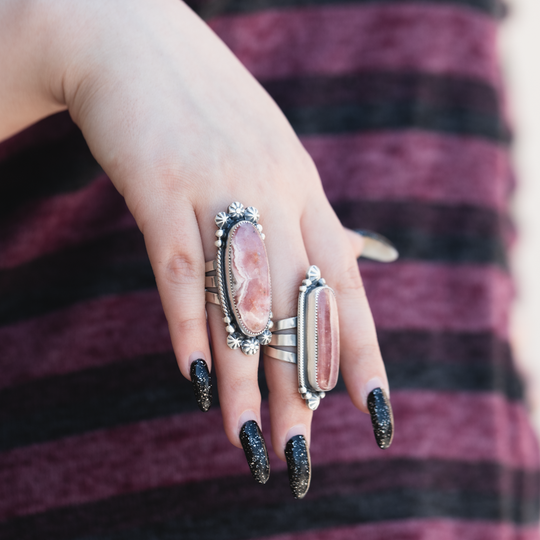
[502,0,540,435]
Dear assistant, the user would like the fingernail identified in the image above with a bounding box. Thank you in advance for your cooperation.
[190,359,212,412]
[355,229,399,262]
[285,435,311,499]
[367,387,394,449]
[239,420,270,484]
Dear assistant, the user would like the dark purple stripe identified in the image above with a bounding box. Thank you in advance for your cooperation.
[0,113,102,216]
[2,391,537,519]
[0,200,509,327]
[188,0,504,19]
[0,290,170,390]
[263,72,510,141]
[0,175,134,270]
[0,228,154,326]
[340,200,508,238]
[0,460,537,539]
[262,71,501,115]
[335,200,511,266]
[0,330,524,450]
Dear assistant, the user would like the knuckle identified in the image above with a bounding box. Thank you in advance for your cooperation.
[354,341,382,362]
[228,376,259,400]
[334,260,365,298]
[149,159,203,196]
[176,315,204,336]
[163,252,202,288]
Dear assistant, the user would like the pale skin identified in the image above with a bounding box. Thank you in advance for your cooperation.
[0,0,389,461]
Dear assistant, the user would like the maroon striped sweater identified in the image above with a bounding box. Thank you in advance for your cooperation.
[1,0,539,538]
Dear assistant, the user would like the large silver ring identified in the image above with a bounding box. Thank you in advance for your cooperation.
[264,265,339,410]
[205,202,273,356]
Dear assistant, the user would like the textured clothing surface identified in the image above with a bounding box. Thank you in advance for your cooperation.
[1,0,539,538]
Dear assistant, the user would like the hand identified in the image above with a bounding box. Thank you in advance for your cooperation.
[0,0,392,498]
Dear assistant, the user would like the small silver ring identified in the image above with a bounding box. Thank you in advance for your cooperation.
[205,202,273,356]
[263,265,340,410]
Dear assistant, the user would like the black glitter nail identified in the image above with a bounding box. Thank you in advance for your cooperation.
[367,387,394,449]
[190,359,212,412]
[239,420,270,484]
[285,435,311,499]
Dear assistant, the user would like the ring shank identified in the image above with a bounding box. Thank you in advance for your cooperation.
[205,291,220,305]
[264,345,297,364]
[273,317,297,331]
[263,316,298,364]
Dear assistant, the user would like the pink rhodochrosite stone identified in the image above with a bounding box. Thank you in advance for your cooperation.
[228,221,271,335]
[316,288,340,391]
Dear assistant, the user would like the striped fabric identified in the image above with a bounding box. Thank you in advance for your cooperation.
[1,0,539,538]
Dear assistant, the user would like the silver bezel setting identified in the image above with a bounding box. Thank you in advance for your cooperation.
[264,265,336,410]
[297,266,327,410]
[205,202,273,356]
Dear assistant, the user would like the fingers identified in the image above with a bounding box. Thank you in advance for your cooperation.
[199,200,316,496]
[206,302,271,483]
[136,197,214,411]
[198,201,276,483]
[302,200,394,449]
[262,217,314,498]
[206,301,262,441]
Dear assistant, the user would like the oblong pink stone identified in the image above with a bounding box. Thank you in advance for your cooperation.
[316,288,340,391]
[228,221,271,335]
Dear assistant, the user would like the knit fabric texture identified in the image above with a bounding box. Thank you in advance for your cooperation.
[1,0,539,538]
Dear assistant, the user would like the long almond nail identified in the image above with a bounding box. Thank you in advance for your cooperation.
[285,434,311,499]
[355,229,399,262]
[190,359,212,412]
[367,387,394,449]
[240,420,270,484]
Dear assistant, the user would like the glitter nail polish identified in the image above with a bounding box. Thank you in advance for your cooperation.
[285,434,311,499]
[239,420,270,484]
[190,359,212,412]
[367,387,394,449]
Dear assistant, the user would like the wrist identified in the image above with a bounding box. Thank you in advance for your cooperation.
[0,0,70,141]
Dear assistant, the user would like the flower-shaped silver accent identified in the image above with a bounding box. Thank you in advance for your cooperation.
[241,338,260,356]
[307,265,321,282]
[244,206,260,223]
[227,333,243,349]
[257,329,272,345]
[215,212,229,229]
[228,202,245,219]
[307,395,321,410]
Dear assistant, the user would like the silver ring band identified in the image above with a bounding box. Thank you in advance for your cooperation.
[273,317,297,331]
[270,334,297,346]
[264,346,297,364]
